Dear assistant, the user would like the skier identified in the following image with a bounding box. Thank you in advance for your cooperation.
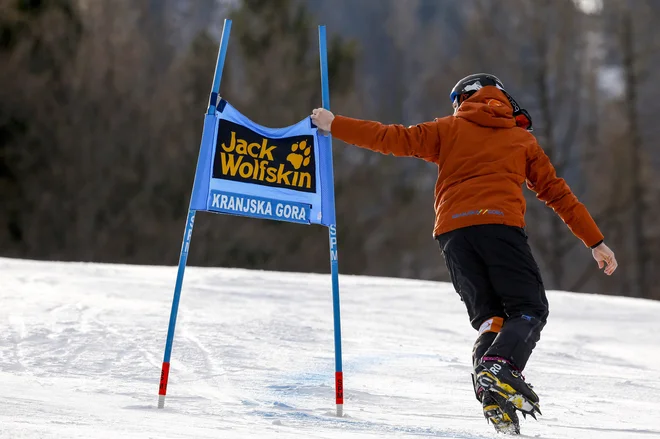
[311,73,618,434]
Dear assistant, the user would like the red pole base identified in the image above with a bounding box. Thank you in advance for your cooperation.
[158,362,171,408]
[335,371,343,404]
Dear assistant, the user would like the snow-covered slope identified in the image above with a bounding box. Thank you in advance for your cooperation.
[1,257,659,438]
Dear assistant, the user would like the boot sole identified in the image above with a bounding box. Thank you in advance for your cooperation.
[476,370,541,416]
[483,403,520,435]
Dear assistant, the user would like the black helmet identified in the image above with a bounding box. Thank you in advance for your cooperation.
[449,73,533,131]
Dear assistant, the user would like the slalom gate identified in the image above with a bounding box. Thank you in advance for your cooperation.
[157,20,345,417]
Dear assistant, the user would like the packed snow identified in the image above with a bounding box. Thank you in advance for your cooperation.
[1,257,659,438]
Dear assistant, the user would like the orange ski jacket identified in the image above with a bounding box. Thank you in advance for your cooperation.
[331,86,604,247]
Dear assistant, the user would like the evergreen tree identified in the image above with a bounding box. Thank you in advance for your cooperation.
[0,0,81,255]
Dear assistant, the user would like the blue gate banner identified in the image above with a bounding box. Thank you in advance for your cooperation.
[190,100,335,226]
[159,22,344,414]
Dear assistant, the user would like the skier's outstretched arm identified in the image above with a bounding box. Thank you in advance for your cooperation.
[311,108,441,162]
[526,142,617,275]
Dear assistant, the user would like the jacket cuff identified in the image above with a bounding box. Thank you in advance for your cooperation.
[330,115,353,142]
[590,239,604,249]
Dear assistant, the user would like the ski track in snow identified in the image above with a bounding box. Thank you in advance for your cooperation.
[1,257,659,438]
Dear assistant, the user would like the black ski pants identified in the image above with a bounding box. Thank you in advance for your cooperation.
[436,224,548,371]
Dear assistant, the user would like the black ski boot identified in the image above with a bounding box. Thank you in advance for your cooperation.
[475,356,541,418]
[473,373,520,435]
[483,391,520,434]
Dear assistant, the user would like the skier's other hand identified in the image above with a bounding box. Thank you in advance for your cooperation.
[311,108,335,132]
[592,242,617,275]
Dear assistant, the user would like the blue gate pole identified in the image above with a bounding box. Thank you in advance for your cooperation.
[319,25,344,418]
[158,19,232,409]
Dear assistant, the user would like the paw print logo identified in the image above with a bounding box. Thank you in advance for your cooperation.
[286,140,312,170]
